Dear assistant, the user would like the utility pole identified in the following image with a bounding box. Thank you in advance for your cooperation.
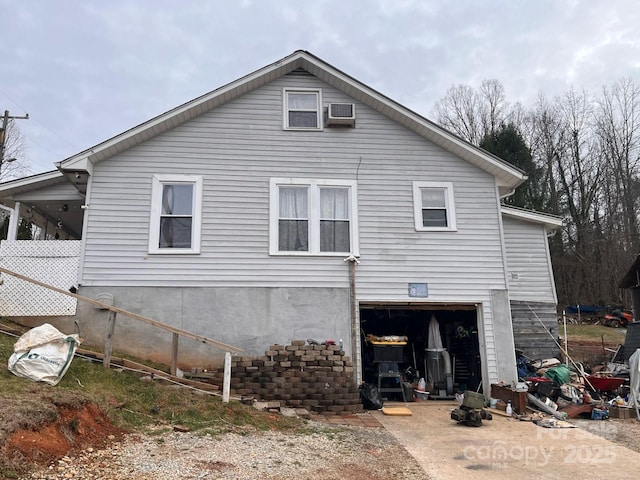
[0,109,29,178]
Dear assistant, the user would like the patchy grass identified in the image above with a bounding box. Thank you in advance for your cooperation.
[0,324,306,477]
[562,323,627,345]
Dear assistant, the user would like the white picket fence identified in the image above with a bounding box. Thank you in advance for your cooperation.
[0,240,81,316]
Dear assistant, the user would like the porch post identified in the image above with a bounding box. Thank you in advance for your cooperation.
[7,201,20,240]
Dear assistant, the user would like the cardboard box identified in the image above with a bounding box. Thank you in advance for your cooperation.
[609,406,633,419]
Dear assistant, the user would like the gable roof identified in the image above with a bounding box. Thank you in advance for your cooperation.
[56,50,526,195]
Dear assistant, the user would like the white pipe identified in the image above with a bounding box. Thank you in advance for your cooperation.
[442,349,452,375]
[223,351,231,403]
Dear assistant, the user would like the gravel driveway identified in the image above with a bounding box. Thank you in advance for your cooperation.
[25,422,428,480]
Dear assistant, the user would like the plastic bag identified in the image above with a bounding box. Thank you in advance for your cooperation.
[8,323,81,386]
[359,383,384,410]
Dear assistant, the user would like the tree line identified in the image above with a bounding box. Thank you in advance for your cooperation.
[434,79,640,308]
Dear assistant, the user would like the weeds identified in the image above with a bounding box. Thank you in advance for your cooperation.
[0,324,305,476]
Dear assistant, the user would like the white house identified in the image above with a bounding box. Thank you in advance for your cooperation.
[0,50,562,393]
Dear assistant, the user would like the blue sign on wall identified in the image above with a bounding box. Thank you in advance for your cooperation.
[408,283,428,298]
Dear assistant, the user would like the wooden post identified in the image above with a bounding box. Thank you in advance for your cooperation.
[222,351,232,403]
[103,311,117,369]
[171,333,179,376]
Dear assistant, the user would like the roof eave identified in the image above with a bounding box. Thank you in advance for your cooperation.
[58,51,309,170]
[57,50,527,189]
[501,205,564,230]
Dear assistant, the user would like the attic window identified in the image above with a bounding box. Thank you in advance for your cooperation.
[148,174,203,254]
[283,88,322,130]
[413,181,457,231]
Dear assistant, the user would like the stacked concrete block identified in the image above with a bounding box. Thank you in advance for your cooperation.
[210,340,363,415]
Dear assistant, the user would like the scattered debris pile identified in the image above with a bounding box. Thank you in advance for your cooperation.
[190,340,363,415]
[492,348,639,424]
[450,390,493,426]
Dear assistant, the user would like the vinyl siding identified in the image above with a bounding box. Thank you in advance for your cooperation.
[503,216,557,303]
[81,73,508,305]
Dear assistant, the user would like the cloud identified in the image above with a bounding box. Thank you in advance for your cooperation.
[1,0,639,173]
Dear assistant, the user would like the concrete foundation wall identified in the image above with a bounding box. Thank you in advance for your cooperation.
[73,286,351,368]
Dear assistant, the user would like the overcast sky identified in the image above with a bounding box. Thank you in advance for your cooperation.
[2,0,639,176]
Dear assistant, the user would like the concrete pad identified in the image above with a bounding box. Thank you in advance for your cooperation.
[373,401,640,479]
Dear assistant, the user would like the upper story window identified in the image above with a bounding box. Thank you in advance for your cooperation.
[270,178,359,255]
[283,88,322,130]
[149,174,203,254]
[413,181,457,231]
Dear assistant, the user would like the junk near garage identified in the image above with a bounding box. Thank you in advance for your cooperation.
[498,346,639,423]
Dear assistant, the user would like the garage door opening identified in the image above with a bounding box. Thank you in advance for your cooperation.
[359,304,481,400]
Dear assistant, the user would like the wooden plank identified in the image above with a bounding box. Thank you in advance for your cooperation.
[171,333,179,376]
[0,266,243,353]
[103,310,117,369]
[77,347,220,392]
[485,407,511,418]
[222,351,231,403]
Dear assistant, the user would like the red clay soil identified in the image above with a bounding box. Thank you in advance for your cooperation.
[4,403,124,464]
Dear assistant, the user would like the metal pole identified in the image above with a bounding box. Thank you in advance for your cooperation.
[563,309,568,366]
[0,110,29,178]
[0,110,9,177]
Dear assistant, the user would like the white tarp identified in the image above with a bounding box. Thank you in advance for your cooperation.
[8,323,81,385]
[629,348,640,408]
[428,315,443,350]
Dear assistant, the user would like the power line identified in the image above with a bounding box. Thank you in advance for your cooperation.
[0,110,29,177]
[0,88,80,151]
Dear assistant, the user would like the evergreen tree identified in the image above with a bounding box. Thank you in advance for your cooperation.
[17,218,33,240]
[480,123,546,210]
[0,217,33,240]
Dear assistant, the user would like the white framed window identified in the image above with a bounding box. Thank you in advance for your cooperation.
[270,178,359,255]
[148,174,203,254]
[413,181,457,231]
[283,88,322,130]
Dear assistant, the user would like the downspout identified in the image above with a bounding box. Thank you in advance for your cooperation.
[344,254,361,385]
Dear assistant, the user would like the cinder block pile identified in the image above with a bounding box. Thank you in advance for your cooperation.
[211,340,363,415]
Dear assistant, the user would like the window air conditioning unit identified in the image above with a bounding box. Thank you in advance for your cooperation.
[326,103,356,127]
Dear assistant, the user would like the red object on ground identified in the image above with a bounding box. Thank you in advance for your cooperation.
[586,376,625,392]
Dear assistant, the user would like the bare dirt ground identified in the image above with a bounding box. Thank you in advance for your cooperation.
[3,404,425,480]
[6,399,640,480]
[4,336,638,479]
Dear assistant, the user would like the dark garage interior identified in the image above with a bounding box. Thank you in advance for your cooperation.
[359,304,482,399]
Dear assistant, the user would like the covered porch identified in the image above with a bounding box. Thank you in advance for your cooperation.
[0,170,87,241]
[0,170,87,316]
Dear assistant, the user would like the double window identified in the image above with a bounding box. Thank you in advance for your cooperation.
[149,175,203,254]
[270,178,358,255]
[413,181,456,231]
[283,88,322,130]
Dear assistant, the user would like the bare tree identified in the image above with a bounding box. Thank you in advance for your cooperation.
[433,79,510,145]
[595,78,640,253]
[0,116,28,181]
